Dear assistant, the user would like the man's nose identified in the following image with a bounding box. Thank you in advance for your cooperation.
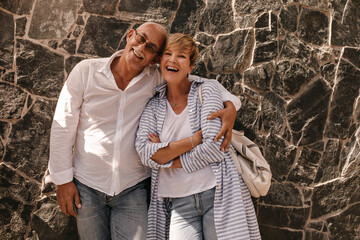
[138,41,147,52]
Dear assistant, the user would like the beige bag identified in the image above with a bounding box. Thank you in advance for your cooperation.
[229,130,272,198]
[198,84,272,198]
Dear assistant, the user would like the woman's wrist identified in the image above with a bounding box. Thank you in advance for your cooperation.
[191,131,202,147]
[189,136,195,148]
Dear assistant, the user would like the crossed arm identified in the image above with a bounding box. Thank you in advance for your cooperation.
[147,130,202,166]
[136,83,235,170]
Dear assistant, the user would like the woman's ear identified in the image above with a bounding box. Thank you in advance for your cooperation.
[189,65,194,74]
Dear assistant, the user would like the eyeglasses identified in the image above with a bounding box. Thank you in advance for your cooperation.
[134,30,159,54]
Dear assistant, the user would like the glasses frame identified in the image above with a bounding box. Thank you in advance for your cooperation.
[133,30,159,54]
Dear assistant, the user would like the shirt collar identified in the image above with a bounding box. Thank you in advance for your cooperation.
[155,75,205,98]
[98,50,152,78]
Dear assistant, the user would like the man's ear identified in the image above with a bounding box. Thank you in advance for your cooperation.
[127,29,135,41]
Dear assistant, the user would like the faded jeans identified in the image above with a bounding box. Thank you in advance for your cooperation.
[166,187,218,240]
[74,178,149,240]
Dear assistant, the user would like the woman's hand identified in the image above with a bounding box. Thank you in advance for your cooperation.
[148,135,183,168]
[148,133,160,143]
[207,101,236,151]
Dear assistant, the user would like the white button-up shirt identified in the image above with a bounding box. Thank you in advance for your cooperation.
[45,50,241,196]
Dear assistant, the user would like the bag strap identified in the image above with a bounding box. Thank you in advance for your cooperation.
[198,84,203,105]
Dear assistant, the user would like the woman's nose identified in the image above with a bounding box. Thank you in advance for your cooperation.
[169,55,177,62]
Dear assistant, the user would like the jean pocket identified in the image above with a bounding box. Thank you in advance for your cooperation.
[164,198,172,216]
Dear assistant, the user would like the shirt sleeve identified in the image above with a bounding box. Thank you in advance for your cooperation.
[180,82,227,173]
[207,79,241,110]
[135,98,173,169]
[45,61,86,185]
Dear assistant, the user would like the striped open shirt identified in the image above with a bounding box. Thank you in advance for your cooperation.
[136,76,261,240]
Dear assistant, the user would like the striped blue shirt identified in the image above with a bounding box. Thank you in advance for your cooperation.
[136,76,261,240]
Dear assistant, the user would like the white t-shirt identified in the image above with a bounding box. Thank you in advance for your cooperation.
[157,101,216,198]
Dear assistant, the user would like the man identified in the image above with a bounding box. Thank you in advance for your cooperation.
[46,22,240,240]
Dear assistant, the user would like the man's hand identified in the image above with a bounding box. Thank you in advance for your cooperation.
[207,101,236,151]
[56,181,81,217]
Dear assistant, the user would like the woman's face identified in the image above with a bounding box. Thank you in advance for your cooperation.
[160,45,194,83]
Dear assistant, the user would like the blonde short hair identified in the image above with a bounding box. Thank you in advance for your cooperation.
[165,33,199,66]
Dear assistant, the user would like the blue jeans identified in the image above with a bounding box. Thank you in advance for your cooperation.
[74,178,149,240]
[166,188,217,240]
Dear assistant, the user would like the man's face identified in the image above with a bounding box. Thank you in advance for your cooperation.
[124,24,165,71]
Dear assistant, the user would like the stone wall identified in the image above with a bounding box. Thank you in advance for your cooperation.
[0,0,359,239]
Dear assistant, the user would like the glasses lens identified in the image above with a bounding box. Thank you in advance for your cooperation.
[146,45,156,54]
[134,30,158,54]
[135,31,145,44]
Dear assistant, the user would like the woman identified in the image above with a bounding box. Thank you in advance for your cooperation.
[136,33,261,240]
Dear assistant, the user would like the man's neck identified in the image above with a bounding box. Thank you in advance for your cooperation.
[110,56,145,91]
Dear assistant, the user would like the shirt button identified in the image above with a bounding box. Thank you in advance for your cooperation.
[217,184,221,188]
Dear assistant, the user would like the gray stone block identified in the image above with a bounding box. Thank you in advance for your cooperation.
[0,82,27,119]
[4,99,56,182]
[28,0,81,39]
[0,10,14,69]
[199,0,236,35]
[78,16,131,57]
[331,0,360,47]
[299,8,328,46]
[16,39,64,98]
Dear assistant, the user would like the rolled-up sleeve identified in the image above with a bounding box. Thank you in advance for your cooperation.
[180,83,226,173]
[136,99,173,169]
[207,79,241,110]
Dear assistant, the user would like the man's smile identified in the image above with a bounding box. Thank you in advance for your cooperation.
[132,47,144,59]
